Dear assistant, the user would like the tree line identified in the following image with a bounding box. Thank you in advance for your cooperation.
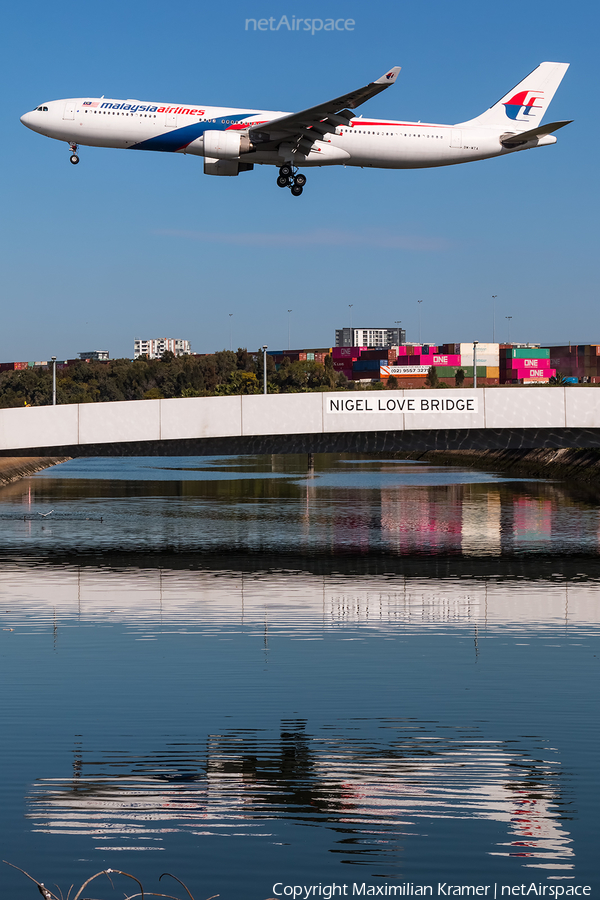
[0,351,351,408]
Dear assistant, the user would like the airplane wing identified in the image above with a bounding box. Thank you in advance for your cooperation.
[501,119,573,145]
[248,67,401,148]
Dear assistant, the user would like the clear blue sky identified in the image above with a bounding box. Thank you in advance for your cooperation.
[1,0,597,360]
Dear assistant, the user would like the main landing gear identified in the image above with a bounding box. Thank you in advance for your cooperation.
[69,142,79,165]
[277,165,306,196]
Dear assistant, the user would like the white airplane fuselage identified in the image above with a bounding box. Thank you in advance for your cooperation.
[20,96,556,170]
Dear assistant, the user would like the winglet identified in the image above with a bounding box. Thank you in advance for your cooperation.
[374,67,401,85]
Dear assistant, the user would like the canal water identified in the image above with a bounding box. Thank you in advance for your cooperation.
[0,455,598,900]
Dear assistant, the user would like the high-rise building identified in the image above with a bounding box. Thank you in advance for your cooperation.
[335,326,406,348]
[134,338,192,359]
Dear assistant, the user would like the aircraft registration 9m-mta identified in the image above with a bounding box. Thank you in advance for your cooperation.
[21,62,571,197]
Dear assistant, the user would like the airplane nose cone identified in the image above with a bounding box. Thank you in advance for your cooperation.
[20,112,33,129]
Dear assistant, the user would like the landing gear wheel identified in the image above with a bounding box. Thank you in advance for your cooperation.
[70,154,79,165]
[277,175,290,188]
[279,164,293,178]
[291,184,303,197]
[294,173,306,187]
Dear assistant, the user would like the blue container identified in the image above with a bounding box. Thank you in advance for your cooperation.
[353,360,386,371]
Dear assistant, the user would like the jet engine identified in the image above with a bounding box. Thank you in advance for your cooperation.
[203,130,252,160]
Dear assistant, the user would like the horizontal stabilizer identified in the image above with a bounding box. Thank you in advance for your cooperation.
[501,119,573,145]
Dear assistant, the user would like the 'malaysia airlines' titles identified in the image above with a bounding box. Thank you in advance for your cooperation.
[97,102,206,115]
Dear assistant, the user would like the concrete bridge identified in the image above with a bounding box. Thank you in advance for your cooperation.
[2,388,600,457]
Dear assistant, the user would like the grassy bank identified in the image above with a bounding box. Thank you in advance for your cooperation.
[401,447,600,483]
[0,456,71,487]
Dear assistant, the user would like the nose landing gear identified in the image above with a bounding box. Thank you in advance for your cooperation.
[277,165,306,196]
[69,143,79,165]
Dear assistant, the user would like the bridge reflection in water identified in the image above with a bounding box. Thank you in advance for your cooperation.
[1,454,600,557]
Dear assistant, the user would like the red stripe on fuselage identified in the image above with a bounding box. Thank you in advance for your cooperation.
[350,121,450,129]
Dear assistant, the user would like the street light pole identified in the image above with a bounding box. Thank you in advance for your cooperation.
[473,342,479,389]
[262,345,268,394]
[51,356,57,406]
[505,316,512,344]
[288,309,292,351]
[348,304,354,345]
[395,320,402,345]
[492,295,497,343]
[229,313,233,352]
[418,300,423,344]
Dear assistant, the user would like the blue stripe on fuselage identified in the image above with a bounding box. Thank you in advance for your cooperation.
[130,114,252,152]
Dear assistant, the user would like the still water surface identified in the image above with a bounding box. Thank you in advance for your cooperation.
[0,455,598,898]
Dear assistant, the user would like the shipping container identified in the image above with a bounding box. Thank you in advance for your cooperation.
[503,357,554,369]
[360,349,398,361]
[445,365,489,377]
[408,353,462,367]
[502,347,550,359]
[458,343,500,366]
[503,368,556,380]
[332,347,366,359]
[353,359,386,371]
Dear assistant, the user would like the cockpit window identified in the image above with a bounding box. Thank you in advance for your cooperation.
[36,106,49,111]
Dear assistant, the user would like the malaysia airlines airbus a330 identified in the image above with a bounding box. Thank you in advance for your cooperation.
[21,62,570,197]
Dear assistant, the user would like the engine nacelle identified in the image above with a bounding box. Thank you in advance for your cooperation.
[203,130,251,160]
[204,157,254,176]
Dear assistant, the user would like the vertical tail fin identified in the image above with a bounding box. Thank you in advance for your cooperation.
[457,61,569,130]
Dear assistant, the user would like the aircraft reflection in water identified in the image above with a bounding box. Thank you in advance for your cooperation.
[26,722,573,871]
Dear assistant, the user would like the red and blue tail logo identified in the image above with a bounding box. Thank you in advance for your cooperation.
[503,90,544,121]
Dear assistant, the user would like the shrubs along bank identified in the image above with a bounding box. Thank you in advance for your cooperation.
[0,350,349,408]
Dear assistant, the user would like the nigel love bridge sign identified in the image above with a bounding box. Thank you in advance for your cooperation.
[327,396,478,414]
[1,388,600,457]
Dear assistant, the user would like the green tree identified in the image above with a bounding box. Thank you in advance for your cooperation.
[426,365,439,388]
[455,368,465,387]
[215,371,260,395]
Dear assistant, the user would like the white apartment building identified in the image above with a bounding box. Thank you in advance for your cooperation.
[134,338,192,359]
[335,326,406,348]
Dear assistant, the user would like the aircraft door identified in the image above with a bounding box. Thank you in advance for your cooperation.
[165,111,177,127]
[63,102,76,120]
[450,129,462,148]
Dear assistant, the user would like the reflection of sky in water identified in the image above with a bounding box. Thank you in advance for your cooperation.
[1,454,600,556]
